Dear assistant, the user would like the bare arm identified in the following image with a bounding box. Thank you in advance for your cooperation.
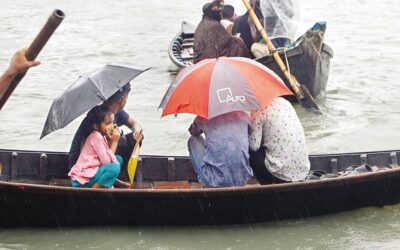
[126,115,144,142]
[0,48,40,98]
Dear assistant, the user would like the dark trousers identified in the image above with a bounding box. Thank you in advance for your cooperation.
[249,148,287,185]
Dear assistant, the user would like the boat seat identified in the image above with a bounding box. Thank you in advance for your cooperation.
[181,53,193,60]
[183,37,194,42]
[182,42,193,48]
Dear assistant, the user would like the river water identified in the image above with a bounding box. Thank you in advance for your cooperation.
[0,0,400,249]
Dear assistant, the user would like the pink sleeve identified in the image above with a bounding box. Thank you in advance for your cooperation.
[91,134,114,165]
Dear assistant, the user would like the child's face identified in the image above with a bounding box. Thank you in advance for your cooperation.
[98,113,115,136]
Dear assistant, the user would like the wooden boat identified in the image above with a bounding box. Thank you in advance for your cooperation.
[0,148,399,227]
[168,21,333,99]
[168,21,196,68]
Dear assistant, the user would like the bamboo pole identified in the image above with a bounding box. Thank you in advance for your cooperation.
[242,0,320,112]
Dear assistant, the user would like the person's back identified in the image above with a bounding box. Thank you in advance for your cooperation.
[193,2,249,63]
[232,0,263,54]
[249,97,310,183]
[188,111,253,187]
[232,13,253,51]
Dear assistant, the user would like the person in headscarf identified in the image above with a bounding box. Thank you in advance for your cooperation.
[193,1,250,63]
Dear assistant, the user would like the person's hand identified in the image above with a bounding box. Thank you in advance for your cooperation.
[134,129,144,143]
[133,123,144,142]
[8,48,40,75]
[108,125,121,143]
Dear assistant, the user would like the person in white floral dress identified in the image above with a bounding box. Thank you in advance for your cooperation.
[249,97,310,184]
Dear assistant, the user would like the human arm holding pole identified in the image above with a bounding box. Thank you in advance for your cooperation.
[0,9,65,110]
[0,49,40,98]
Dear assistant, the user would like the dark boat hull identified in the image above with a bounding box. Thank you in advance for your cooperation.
[168,22,333,99]
[256,23,333,99]
[0,149,399,227]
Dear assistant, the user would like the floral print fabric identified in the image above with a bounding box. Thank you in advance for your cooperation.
[249,97,310,181]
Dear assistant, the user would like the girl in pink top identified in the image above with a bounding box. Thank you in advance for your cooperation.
[68,105,122,188]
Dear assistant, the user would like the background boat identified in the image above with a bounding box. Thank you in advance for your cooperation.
[168,21,333,99]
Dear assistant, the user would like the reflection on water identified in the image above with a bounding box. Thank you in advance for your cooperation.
[0,0,400,248]
[1,204,400,249]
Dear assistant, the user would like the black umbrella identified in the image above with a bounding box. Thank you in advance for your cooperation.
[40,63,149,139]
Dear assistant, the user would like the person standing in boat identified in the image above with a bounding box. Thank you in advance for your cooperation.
[0,48,40,99]
[68,83,143,175]
[193,1,249,64]
[69,105,122,188]
[260,0,298,48]
[248,97,310,184]
[187,111,253,187]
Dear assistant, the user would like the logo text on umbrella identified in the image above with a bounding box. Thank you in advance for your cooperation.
[217,88,246,104]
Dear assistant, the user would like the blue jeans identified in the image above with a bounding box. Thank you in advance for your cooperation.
[71,155,123,188]
[187,135,207,185]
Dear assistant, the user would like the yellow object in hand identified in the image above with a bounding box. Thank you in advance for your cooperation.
[127,140,140,185]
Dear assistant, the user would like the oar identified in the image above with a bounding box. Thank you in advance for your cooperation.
[0,9,65,110]
[241,0,321,113]
[127,139,141,185]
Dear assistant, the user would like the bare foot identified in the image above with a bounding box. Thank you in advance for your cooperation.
[115,179,130,188]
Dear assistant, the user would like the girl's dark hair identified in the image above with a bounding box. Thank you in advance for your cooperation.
[87,105,113,127]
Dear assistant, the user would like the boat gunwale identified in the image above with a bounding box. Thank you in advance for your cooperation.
[0,165,399,197]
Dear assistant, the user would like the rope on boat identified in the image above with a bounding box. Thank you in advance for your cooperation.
[283,48,291,76]
[273,47,292,76]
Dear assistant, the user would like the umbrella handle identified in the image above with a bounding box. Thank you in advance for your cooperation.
[0,9,65,110]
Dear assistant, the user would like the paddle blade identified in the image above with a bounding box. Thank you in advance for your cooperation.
[299,84,322,114]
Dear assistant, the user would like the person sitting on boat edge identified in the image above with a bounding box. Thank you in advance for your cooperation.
[193,1,249,64]
[0,48,40,100]
[188,111,253,187]
[220,4,235,35]
[69,105,122,188]
[248,97,310,184]
[68,83,144,177]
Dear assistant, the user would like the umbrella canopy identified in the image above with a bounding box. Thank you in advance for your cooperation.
[41,63,149,139]
[159,56,293,119]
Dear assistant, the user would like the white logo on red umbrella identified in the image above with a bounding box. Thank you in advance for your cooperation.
[217,88,246,104]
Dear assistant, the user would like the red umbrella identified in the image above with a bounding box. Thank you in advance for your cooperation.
[159,56,293,119]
